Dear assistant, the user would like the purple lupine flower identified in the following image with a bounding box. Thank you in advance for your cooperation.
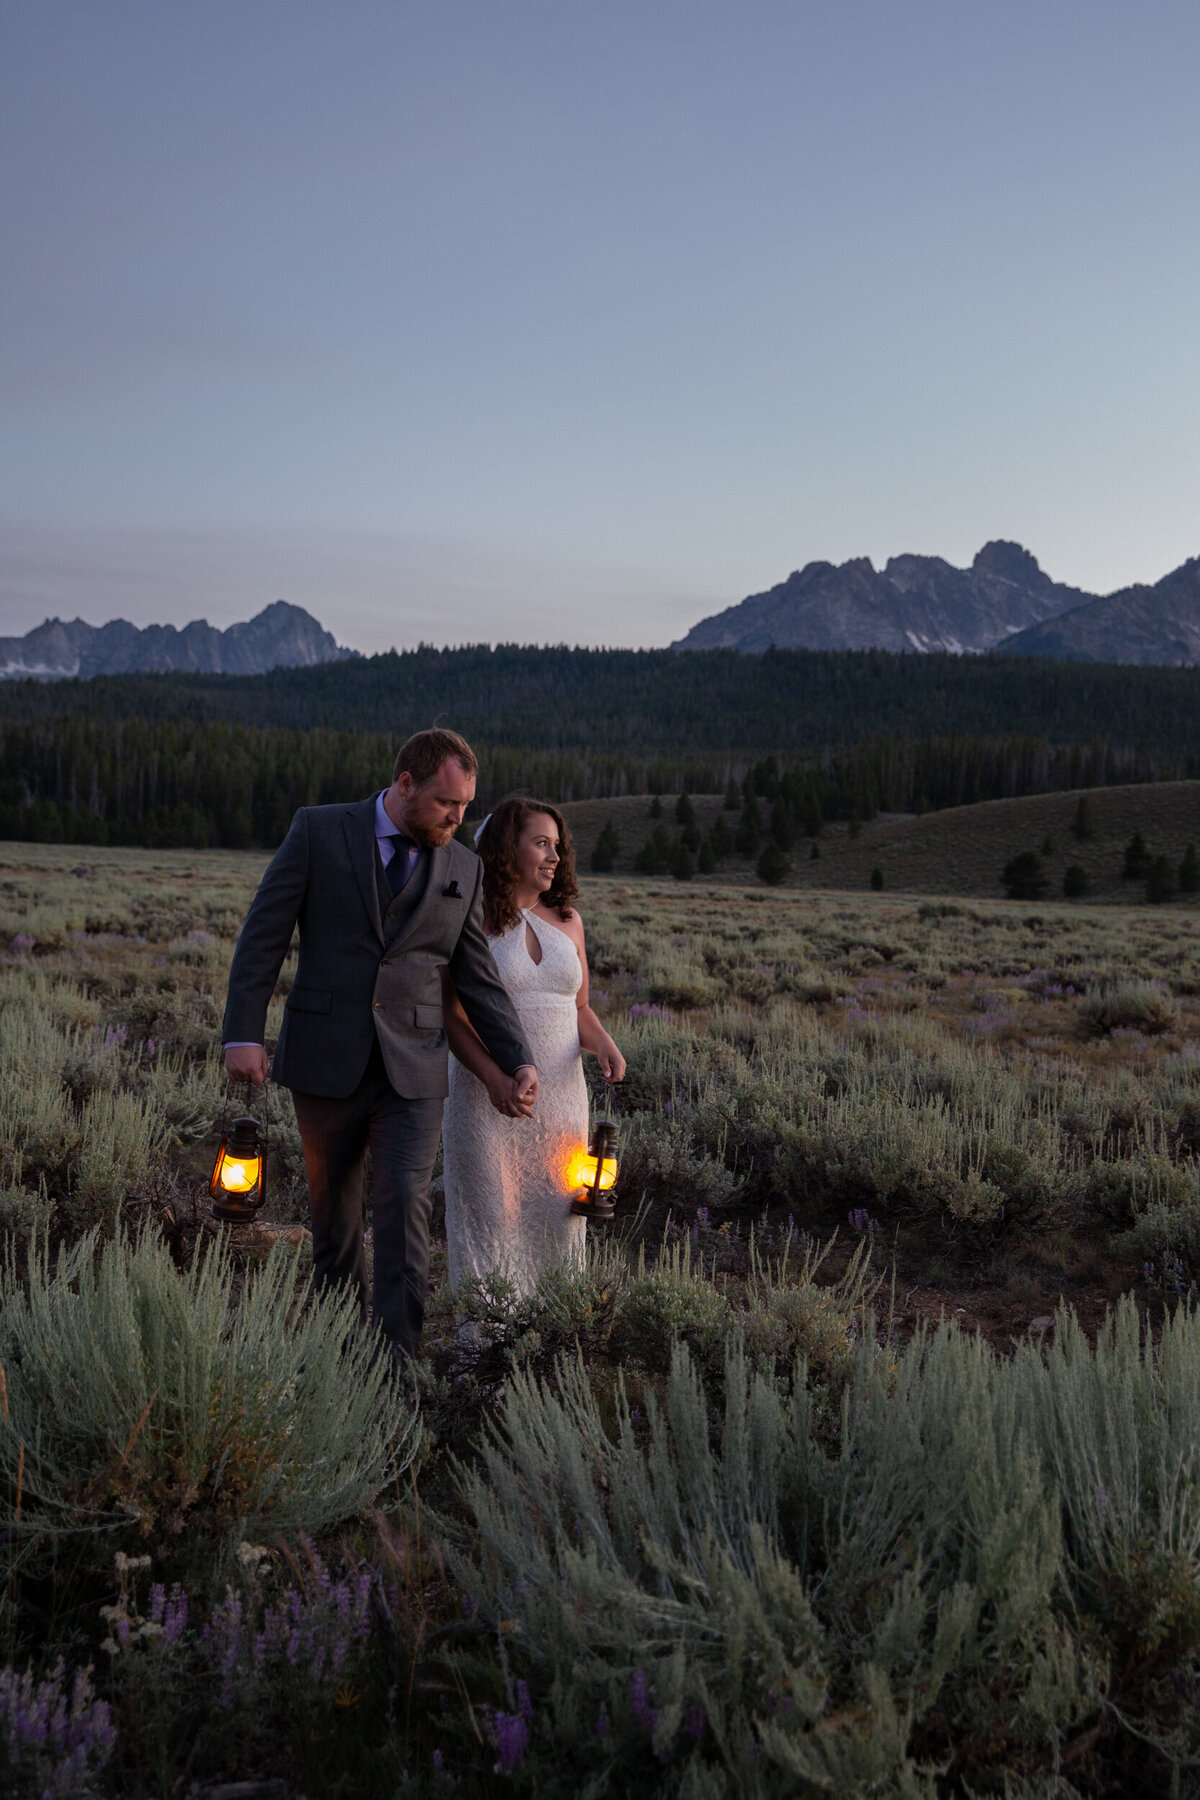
[162,1589,188,1646]
[685,1704,707,1741]
[493,1709,529,1773]
[596,1704,609,1739]
[631,1669,659,1735]
[516,1680,533,1723]
[695,1207,709,1228]
[433,1748,444,1771]
[9,934,35,956]
[0,1660,117,1794]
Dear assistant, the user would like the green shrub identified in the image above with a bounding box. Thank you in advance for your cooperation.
[1077,981,1179,1037]
[0,1229,417,1550]
[1181,843,1200,894]
[451,1301,1200,1795]
[1122,832,1152,879]
[1117,1197,1200,1286]
[756,841,791,886]
[1062,863,1089,898]
[1001,851,1047,900]
[1146,854,1178,904]
[591,819,619,873]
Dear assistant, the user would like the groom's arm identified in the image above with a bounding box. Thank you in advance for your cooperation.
[222,809,311,1073]
[446,867,535,1081]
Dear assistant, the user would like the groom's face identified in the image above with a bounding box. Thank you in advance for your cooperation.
[390,758,477,848]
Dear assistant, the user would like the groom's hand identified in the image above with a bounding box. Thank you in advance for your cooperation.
[225,1044,269,1085]
[512,1065,538,1111]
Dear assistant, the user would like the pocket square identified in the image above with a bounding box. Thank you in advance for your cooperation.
[442,880,463,899]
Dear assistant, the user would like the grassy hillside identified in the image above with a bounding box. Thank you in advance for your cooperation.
[557,780,1200,901]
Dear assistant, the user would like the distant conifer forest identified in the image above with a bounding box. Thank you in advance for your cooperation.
[1,645,1197,848]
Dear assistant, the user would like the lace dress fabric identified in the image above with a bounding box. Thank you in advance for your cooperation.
[443,909,587,1294]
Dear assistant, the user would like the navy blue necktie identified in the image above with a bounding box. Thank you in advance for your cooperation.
[386,834,418,895]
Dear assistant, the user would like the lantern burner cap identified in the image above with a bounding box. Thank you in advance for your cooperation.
[227,1117,262,1154]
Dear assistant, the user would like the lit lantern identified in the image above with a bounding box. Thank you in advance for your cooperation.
[569,1119,619,1221]
[209,1110,267,1223]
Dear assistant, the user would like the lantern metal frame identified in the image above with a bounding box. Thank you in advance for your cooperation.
[570,1085,620,1220]
[208,1080,269,1223]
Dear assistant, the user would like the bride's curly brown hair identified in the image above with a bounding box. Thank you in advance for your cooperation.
[475,796,579,934]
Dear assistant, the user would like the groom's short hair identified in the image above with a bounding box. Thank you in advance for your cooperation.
[393,728,478,787]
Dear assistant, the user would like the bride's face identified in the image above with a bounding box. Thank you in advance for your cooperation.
[515,812,560,898]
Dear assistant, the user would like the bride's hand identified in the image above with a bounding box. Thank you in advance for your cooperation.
[597,1040,626,1083]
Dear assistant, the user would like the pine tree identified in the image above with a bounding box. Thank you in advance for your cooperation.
[634,825,671,875]
[769,799,796,851]
[591,818,619,872]
[697,837,717,875]
[669,838,694,881]
[1180,843,1200,894]
[1123,832,1151,878]
[1146,855,1177,904]
[649,794,662,819]
[723,777,742,811]
[1002,851,1047,900]
[757,841,791,885]
[869,866,884,890]
[710,815,733,858]
[1063,864,1089,898]
[735,791,763,858]
[1071,795,1095,841]
[675,791,695,827]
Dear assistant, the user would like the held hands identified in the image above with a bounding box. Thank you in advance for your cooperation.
[486,1064,539,1118]
[225,1045,269,1085]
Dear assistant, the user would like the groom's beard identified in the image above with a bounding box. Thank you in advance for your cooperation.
[403,820,456,850]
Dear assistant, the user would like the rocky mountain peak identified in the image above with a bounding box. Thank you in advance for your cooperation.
[0,602,355,681]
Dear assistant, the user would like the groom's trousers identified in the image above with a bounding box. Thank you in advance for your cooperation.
[290,1039,443,1358]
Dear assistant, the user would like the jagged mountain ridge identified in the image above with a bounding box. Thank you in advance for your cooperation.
[0,601,354,680]
[672,541,1200,664]
[1003,557,1200,665]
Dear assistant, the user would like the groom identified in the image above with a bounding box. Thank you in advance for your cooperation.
[222,727,537,1357]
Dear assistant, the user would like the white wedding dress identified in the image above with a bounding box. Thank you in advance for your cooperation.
[443,909,588,1296]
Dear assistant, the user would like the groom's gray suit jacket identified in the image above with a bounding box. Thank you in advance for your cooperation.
[222,796,531,1100]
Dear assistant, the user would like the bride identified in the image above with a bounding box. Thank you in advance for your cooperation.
[439,796,626,1296]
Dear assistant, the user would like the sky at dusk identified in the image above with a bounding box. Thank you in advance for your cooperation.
[2,1,1198,652]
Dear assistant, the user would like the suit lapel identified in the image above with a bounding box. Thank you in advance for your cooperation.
[343,798,385,946]
[388,843,451,953]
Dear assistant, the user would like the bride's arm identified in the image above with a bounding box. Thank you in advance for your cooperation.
[439,969,534,1116]
[566,913,627,1082]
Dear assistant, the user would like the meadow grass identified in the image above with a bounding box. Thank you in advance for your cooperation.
[1,840,1199,1794]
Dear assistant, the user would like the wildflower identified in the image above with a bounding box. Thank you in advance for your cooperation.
[631,1668,659,1735]
[596,1704,609,1739]
[685,1703,707,1741]
[493,1707,529,1773]
[0,1660,116,1794]
[433,1748,444,1771]
[235,1541,272,1570]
